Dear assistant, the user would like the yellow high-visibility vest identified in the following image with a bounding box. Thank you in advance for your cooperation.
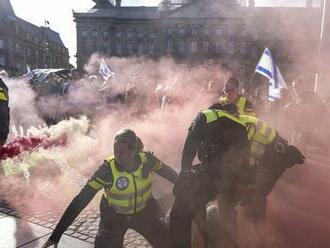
[236,96,247,115]
[0,87,8,102]
[240,115,276,158]
[89,152,153,215]
[219,95,255,116]
[202,109,246,127]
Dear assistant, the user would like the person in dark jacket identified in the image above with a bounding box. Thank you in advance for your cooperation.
[0,77,10,147]
[42,129,178,248]
[170,103,250,248]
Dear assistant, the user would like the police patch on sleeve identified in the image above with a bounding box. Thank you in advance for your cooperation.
[116,177,129,190]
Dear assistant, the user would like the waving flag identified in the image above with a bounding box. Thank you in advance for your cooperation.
[255,48,287,101]
[99,59,115,80]
[26,65,33,77]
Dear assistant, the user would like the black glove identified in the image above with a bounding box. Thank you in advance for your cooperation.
[283,145,305,167]
[173,170,193,198]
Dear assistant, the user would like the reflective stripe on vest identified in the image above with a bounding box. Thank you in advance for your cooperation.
[88,177,112,191]
[0,88,8,102]
[236,96,246,115]
[240,115,276,157]
[105,152,153,215]
[219,95,251,115]
[202,109,246,127]
[240,115,276,144]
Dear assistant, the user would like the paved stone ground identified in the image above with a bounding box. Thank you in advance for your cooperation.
[0,199,152,247]
[0,164,177,247]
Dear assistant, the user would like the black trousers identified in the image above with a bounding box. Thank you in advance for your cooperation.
[248,163,287,222]
[170,165,240,248]
[95,197,169,248]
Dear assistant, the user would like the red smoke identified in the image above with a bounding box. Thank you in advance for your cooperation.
[1,54,330,248]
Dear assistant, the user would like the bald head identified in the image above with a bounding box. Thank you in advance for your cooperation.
[223,77,240,102]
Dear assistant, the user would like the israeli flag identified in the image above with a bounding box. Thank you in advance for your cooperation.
[99,59,115,80]
[26,65,34,78]
[255,48,287,101]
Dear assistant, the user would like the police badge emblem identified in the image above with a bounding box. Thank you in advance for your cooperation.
[116,176,129,190]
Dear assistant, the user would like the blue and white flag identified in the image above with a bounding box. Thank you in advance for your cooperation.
[26,65,33,77]
[99,59,115,80]
[255,48,287,101]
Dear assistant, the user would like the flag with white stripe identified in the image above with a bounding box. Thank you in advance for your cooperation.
[99,59,115,80]
[255,48,287,101]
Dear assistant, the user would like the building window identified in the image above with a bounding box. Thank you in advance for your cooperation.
[179,40,185,54]
[149,32,155,39]
[167,28,173,34]
[93,30,98,37]
[103,31,109,38]
[240,42,246,55]
[35,50,39,58]
[138,44,143,55]
[192,27,198,36]
[15,43,21,53]
[0,55,5,66]
[117,43,122,55]
[82,31,87,36]
[127,43,133,54]
[102,45,109,54]
[27,47,32,56]
[203,41,209,54]
[166,40,173,53]
[191,40,197,54]
[227,42,234,55]
[127,31,133,39]
[179,28,185,35]
[203,29,210,35]
[116,32,122,39]
[216,40,222,54]
[0,40,4,49]
[137,31,143,39]
[148,44,154,55]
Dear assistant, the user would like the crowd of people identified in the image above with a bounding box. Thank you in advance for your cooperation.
[0,66,326,248]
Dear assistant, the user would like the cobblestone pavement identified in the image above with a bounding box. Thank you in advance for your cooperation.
[0,199,152,247]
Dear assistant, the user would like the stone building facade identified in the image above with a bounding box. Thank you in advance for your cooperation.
[0,0,70,75]
[74,0,329,83]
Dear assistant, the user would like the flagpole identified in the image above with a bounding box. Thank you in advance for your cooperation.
[315,0,328,93]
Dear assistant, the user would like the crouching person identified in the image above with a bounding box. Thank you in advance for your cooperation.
[42,129,178,248]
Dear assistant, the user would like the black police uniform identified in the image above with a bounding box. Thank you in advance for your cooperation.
[47,152,177,248]
[170,104,250,248]
[0,78,9,143]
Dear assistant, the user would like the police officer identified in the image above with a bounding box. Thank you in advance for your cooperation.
[42,129,178,248]
[170,103,251,248]
[239,114,305,222]
[0,77,9,147]
[219,77,256,116]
